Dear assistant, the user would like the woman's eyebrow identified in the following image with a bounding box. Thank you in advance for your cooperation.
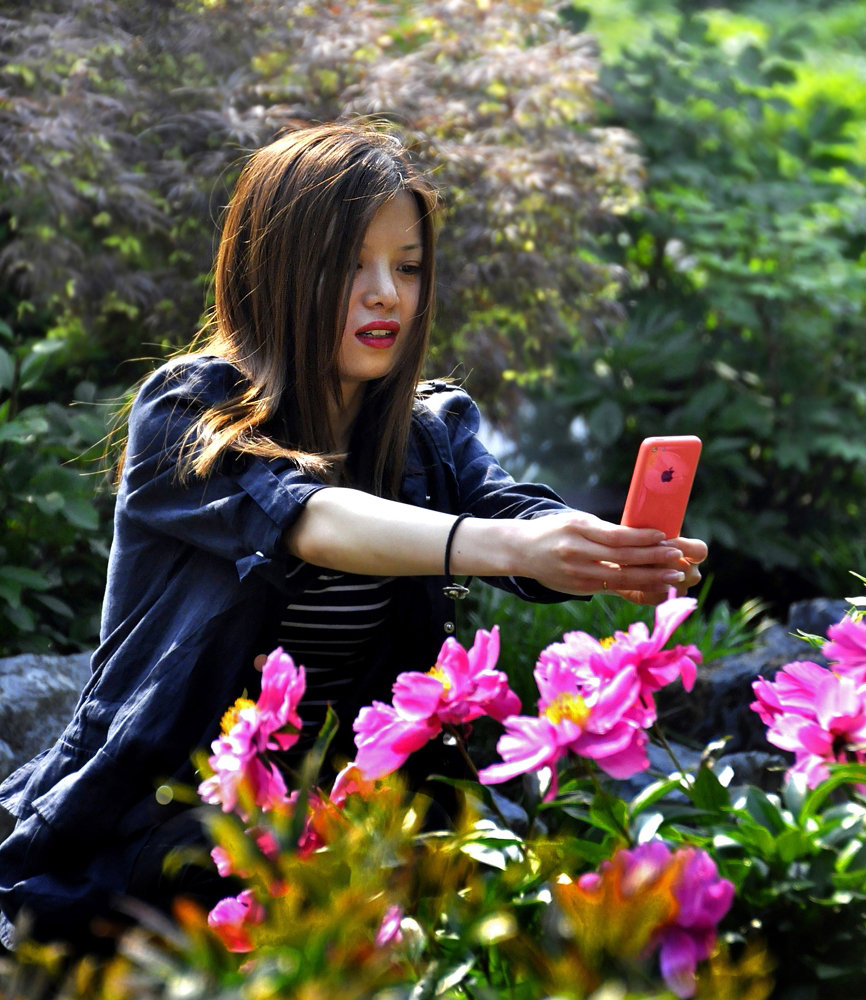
[360,242,423,251]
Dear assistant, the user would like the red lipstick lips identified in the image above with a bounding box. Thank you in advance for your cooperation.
[354,320,400,349]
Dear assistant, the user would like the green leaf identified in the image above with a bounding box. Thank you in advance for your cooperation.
[33,593,74,618]
[0,346,15,393]
[557,837,618,866]
[775,827,816,864]
[0,565,53,591]
[0,580,22,607]
[5,603,36,632]
[629,776,688,818]
[19,341,66,389]
[60,496,100,531]
[32,492,66,516]
[741,786,788,835]
[799,765,866,825]
[686,764,730,813]
[0,413,51,443]
[587,398,624,446]
[588,791,629,838]
[727,818,777,858]
[459,828,523,870]
[286,705,340,849]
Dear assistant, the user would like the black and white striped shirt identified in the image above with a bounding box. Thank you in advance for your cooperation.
[278,568,395,752]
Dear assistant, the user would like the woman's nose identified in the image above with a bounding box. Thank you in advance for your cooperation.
[362,264,398,308]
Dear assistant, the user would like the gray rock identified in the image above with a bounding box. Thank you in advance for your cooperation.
[0,651,92,838]
[715,750,790,793]
[786,598,850,638]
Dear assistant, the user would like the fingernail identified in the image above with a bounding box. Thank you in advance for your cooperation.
[662,570,686,583]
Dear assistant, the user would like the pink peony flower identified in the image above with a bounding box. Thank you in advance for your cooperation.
[392,626,520,726]
[353,701,438,780]
[577,842,734,999]
[478,596,701,799]
[529,591,700,734]
[753,663,866,788]
[564,591,701,702]
[256,648,306,750]
[207,889,266,953]
[375,904,405,948]
[660,847,735,998]
[823,616,866,680]
[479,655,649,799]
[353,627,520,779]
[607,592,702,694]
[751,660,830,727]
[198,648,306,818]
[198,725,289,817]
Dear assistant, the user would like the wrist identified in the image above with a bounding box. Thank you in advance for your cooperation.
[449,517,527,579]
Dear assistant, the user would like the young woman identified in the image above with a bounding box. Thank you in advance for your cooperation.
[0,123,706,949]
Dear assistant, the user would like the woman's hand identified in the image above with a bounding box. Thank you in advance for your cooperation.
[497,511,707,606]
[611,535,707,606]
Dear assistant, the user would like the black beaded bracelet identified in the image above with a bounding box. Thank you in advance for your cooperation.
[443,513,473,600]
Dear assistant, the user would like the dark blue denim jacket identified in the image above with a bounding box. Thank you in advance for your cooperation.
[0,356,572,947]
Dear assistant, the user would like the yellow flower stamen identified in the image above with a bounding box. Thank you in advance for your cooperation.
[544,693,591,727]
[599,636,617,650]
[427,665,451,694]
[221,697,256,735]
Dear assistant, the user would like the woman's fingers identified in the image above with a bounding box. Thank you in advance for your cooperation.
[673,535,709,566]
[612,587,671,606]
[589,559,687,594]
[511,511,707,599]
[529,512,707,598]
[608,537,705,604]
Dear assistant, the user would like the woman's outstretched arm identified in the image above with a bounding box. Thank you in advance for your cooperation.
[284,487,706,604]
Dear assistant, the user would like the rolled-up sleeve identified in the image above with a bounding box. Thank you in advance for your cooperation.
[120,358,328,586]
[418,386,576,603]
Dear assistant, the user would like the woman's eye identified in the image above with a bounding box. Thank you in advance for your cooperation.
[399,262,422,275]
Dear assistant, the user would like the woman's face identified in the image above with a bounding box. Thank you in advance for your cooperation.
[337,191,423,409]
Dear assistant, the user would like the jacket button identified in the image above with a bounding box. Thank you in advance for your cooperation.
[444,621,455,634]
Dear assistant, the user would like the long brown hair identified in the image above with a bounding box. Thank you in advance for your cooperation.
[180,122,439,497]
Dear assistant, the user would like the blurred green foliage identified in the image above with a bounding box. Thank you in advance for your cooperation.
[518,3,866,611]
[0,315,112,652]
[0,0,256,654]
[0,0,641,655]
[1,0,865,653]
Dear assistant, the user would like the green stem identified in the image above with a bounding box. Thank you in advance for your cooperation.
[445,724,511,829]
[652,723,693,789]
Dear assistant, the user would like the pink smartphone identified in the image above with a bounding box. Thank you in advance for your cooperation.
[621,436,702,540]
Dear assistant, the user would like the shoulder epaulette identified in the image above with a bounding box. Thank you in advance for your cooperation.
[416,379,456,399]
